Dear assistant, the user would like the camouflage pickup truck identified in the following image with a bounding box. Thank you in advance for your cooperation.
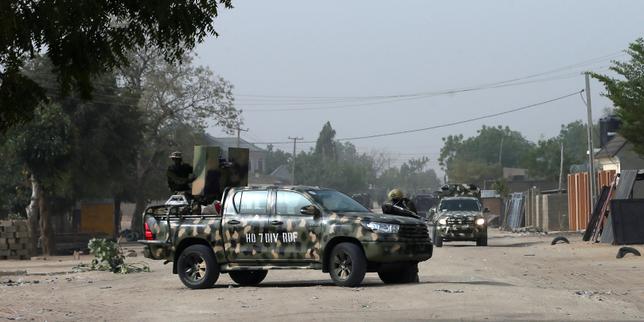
[140,185,433,289]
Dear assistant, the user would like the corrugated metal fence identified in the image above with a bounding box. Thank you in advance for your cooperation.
[567,170,616,231]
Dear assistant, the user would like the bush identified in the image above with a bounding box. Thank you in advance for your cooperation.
[86,238,149,274]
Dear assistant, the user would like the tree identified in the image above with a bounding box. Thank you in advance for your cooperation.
[592,38,644,156]
[0,0,233,132]
[263,144,291,175]
[293,122,377,194]
[315,121,338,160]
[120,47,240,233]
[438,125,533,184]
[5,104,73,255]
[523,121,593,181]
[1,57,145,254]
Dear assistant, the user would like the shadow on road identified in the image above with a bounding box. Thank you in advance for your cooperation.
[442,241,543,248]
[204,278,514,289]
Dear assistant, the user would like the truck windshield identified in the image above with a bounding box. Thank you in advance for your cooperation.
[439,199,480,211]
[307,190,370,213]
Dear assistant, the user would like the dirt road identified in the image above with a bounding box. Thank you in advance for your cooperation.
[1,230,643,321]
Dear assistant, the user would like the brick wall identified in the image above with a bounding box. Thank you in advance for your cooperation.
[0,220,32,260]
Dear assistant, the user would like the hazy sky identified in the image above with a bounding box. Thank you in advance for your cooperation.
[197,0,644,173]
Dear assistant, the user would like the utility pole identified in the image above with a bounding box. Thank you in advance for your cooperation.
[235,125,248,148]
[585,73,596,209]
[498,136,504,165]
[558,141,564,192]
[288,136,303,185]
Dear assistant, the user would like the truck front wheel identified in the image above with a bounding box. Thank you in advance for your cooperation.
[433,228,443,247]
[177,244,219,289]
[229,270,268,286]
[476,234,488,246]
[378,262,419,284]
[329,242,367,287]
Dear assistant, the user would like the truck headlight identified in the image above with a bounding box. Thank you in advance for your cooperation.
[475,218,485,225]
[438,218,447,225]
[363,222,399,234]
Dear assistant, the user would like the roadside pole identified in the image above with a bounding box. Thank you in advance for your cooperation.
[289,136,303,185]
[585,73,596,209]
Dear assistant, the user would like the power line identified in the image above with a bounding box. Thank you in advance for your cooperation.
[240,67,610,112]
[249,90,582,145]
[234,51,622,102]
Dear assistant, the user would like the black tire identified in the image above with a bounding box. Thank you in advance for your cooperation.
[616,246,641,259]
[329,242,367,287]
[551,236,570,245]
[177,244,219,289]
[433,228,443,247]
[378,263,419,284]
[476,234,488,246]
[229,270,268,286]
[432,226,443,247]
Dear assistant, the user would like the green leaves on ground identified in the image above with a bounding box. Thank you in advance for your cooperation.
[86,238,149,274]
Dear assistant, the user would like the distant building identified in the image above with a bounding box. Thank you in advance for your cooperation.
[595,134,644,198]
[503,167,527,181]
[204,135,267,174]
[595,134,644,173]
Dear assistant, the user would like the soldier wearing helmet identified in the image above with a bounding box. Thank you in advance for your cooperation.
[167,151,195,193]
[383,188,417,215]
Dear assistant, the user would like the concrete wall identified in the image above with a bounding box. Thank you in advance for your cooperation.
[482,197,503,226]
[526,191,569,232]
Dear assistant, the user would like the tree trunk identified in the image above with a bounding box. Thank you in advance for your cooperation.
[38,190,55,256]
[130,192,147,236]
[25,175,40,254]
[114,197,122,239]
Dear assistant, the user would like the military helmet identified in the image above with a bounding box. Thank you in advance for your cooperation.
[388,188,404,200]
[170,151,182,159]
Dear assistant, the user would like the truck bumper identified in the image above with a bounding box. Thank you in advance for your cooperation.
[138,240,171,260]
[362,241,433,263]
[436,225,486,241]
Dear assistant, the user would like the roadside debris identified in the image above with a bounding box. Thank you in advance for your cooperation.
[72,238,149,274]
[434,289,464,294]
[551,236,570,245]
[616,247,641,259]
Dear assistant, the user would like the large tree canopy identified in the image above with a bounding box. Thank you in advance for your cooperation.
[438,125,533,183]
[0,0,233,132]
[592,38,644,156]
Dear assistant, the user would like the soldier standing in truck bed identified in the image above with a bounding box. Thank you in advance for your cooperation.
[167,151,194,193]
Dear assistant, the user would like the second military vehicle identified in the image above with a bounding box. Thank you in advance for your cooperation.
[431,184,489,247]
[141,185,433,289]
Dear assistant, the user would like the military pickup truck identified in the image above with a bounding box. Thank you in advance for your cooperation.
[430,184,489,247]
[140,185,433,289]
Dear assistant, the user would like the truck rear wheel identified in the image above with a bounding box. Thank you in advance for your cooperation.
[177,244,219,289]
[329,242,367,287]
[378,262,419,284]
[229,270,268,286]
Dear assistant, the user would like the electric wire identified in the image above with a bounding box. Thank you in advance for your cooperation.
[249,90,582,145]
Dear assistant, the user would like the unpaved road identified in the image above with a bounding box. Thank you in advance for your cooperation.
[1,229,643,321]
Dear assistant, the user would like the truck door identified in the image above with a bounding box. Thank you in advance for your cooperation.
[222,189,270,262]
[266,190,322,262]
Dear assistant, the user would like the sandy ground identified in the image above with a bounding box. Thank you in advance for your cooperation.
[1,229,643,322]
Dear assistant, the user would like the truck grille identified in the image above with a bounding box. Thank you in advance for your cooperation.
[398,224,430,241]
[446,217,474,225]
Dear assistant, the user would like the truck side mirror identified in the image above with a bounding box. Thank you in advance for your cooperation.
[300,205,321,218]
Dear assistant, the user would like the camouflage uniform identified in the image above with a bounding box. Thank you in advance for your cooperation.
[167,152,194,193]
[382,188,417,215]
